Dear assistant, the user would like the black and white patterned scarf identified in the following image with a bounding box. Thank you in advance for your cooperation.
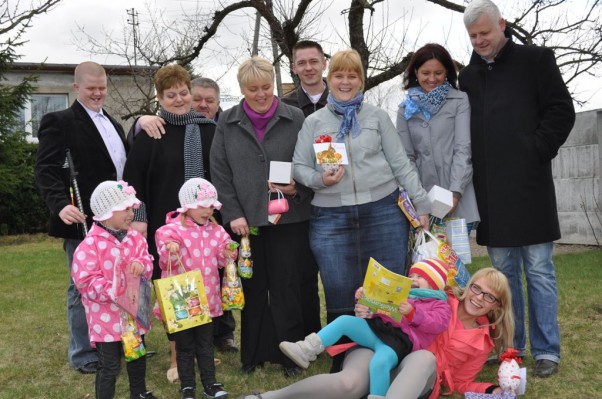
[158,107,216,180]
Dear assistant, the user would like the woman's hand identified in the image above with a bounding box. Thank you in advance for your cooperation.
[322,166,345,186]
[448,192,460,215]
[128,261,143,277]
[268,180,297,197]
[418,215,429,230]
[354,303,373,319]
[230,217,249,237]
[354,287,365,301]
[139,115,166,139]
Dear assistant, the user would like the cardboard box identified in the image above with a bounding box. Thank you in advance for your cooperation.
[269,161,293,184]
[428,185,453,219]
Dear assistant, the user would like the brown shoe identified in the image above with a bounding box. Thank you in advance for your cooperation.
[217,338,239,352]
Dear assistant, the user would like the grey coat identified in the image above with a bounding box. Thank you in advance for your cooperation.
[396,87,480,223]
[210,98,311,227]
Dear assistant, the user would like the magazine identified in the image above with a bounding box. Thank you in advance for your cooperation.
[357,257,412,322]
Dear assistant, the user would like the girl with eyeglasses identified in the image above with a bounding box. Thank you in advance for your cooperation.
[240,267,514,399]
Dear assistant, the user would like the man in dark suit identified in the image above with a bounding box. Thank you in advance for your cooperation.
[35,61,127,374]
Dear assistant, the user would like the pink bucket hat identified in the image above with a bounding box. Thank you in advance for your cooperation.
[90,180,140,221]
[177,178,222,213]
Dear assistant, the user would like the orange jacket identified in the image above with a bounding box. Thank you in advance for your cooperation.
[428,295,495,398]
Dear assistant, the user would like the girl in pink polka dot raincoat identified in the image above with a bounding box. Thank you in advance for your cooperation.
[154,178,236,398]
[71,180,156,399]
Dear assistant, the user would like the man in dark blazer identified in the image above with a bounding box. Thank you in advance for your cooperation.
[459,0,575,379]
[35,61,127,374]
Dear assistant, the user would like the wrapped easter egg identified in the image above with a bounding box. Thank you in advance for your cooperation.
[498,348,522,393]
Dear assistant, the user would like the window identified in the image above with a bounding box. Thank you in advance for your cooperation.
[19,94,69,140]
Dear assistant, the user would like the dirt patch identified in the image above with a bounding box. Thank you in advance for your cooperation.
[469,236,598,258]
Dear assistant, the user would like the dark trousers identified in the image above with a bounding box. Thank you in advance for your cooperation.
[240,222,305,369]
[300,251,322,335]
[95,340,147,399]
[171,323,216,390]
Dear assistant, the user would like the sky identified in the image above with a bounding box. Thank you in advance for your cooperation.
[12,0,602,113]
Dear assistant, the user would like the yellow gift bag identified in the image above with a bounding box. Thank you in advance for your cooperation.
[153,255,212,333]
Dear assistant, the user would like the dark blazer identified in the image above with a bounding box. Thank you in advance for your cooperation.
[35,100,127,239]
[281,81,329,117]
[459,37,575,247]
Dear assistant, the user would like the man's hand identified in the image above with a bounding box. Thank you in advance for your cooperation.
[59,204,86,225]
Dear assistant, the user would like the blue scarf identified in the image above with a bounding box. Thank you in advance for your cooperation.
[327,92,364,142]
[401,81,451,121]
[408,288,447,301]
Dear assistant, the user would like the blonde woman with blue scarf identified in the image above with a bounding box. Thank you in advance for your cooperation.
[396,43,479,232]
[293,49,431,366]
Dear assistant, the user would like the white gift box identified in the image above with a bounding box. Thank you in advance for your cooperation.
[428,185,453,219]
[269,161,293,184]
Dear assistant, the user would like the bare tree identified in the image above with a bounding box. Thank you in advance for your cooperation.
[427,0,602,106]
[1,0,61,37]
[75,0,602,116]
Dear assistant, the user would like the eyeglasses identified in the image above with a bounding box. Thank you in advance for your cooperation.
[469,283,500,304]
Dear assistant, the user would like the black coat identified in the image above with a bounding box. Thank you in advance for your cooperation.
[281,81,329,117]
[35,101,127,239]
[459,38,575,247]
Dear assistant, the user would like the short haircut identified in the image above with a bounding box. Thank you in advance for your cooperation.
[237,56,274,89]
[292,40,325,61]
[403,43,458,90]
[154,64,191,97]
[327,49,365,91]
[464,0,501,26]
[74,61,105,84]
[191,77,220,98]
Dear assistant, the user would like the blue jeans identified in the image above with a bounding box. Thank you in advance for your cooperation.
[487,243,560,363]
[64,239,98,369]
[310,190,410,313]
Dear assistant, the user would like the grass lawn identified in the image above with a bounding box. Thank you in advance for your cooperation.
[0,235,601,398]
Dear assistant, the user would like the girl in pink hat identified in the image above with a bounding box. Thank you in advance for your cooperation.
[155,178,237,399]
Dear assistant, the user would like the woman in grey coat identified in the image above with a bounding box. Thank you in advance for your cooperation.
[210,56,314,377]
[397,43,480,228]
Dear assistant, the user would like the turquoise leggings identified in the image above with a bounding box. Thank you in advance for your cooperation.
[318,315,398,396]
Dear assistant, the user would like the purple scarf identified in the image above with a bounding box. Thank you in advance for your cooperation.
[243,96,279,143]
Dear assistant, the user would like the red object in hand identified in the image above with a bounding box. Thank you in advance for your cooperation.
[315,134,332,143]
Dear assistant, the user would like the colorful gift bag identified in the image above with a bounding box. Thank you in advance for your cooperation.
[222,258,245,310]
[120,311,146,362]
[411,229,471,288]
[464,392,517,399]
[153,256,212,333]
[445,217,472,264]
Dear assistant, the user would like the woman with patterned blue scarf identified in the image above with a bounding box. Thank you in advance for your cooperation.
[293,49,431,371]
[397,43,479,233]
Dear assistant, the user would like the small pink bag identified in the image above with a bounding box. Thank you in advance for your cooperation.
[268,189,289,215]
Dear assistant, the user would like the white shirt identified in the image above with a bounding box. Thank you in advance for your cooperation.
[79,101,127,179]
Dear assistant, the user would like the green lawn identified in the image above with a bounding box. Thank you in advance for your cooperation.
[0,236,600,398]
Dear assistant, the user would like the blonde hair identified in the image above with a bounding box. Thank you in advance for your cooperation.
[327,49,365,91]
[453,267,515,353]
[237,56,274,90]
[74,61,106,84]
[154,64,191,98]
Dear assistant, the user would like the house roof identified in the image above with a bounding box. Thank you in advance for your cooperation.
[8,62,157,76]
